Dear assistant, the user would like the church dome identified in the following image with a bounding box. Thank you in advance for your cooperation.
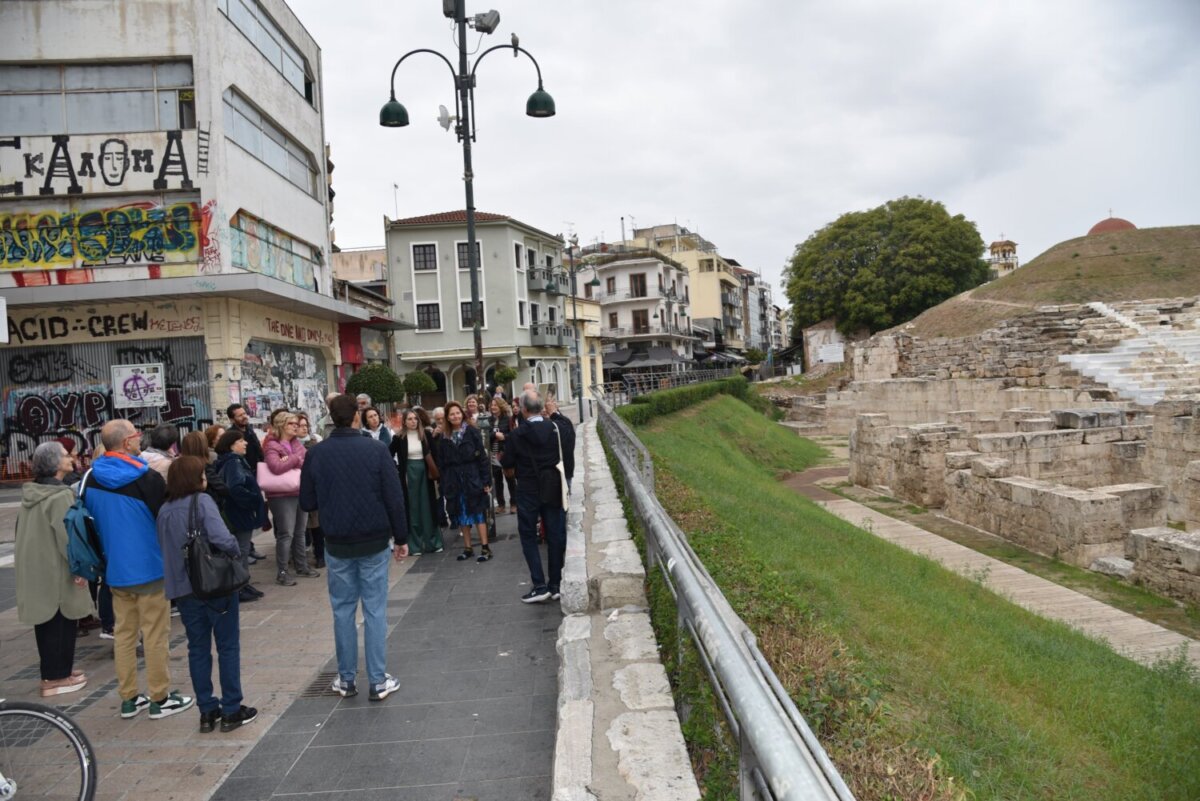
[1088,216,1137,235]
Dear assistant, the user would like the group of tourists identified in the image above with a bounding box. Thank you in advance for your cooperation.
[13,381,576,733]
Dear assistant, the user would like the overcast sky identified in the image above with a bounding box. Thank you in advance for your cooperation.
[289,0,1199,298]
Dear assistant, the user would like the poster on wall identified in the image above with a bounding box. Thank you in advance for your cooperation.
[112,363,166,408]
[294,380,323,418]
[0,296,8,344]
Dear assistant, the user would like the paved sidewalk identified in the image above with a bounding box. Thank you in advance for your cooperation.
[211,517,560,801]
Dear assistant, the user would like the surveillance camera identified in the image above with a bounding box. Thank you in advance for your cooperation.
[473,9,500,34]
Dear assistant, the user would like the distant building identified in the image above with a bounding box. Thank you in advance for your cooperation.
[988,238,1019,278]
[590,250,695,375]
[1088,215,1137,236]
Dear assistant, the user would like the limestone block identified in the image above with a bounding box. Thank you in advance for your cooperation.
[592,517,632,544]
[946,410,979,423]
[598,576,648,610]
[1095,410,1125,428]
[1187,460,1200,482]
[595,501,625,519]
[1016,418,1055,432]
[1120,425,1151,441]
[554,700,595,796]
[1152,399,1195,417]
[971,457,1012,478]
[604,612,660,661]
[613,663,675,710]
[946,450,980,470]
[1091,555,1134,579]
[1113,442,1146,460]
[857,413,892,428]
[559,640,594,701]
[607,711,701,801]
[971,433,1025,453]
[1084,428,1123,444]
[1054,410,1099,429]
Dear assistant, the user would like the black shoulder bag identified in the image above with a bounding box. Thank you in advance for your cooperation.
[184,494,250,600]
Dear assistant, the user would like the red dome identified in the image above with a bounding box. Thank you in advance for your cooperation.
[1088,217,1137,235]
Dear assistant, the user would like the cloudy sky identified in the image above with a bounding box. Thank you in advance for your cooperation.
[289,0,1199,297]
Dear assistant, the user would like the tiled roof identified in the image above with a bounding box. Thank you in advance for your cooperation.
[389,210,509,225]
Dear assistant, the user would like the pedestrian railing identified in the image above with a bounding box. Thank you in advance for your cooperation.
[594,368,737,406]
[596,399,856,801]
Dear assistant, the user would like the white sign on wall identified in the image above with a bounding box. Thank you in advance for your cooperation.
[112,363,166,408]
[817,343,845,363]
[0,297,7,344]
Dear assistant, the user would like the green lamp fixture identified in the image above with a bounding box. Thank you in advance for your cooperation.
[380,95,409,127]
[526,82,555,118]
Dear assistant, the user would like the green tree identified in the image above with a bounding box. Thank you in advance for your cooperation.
[744,348,767,364]
[402,370,437,401]
[785,196,987,335]
[345,364,404,404]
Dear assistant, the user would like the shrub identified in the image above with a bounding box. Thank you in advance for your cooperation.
[345,364,404,404]
[616,376,750,426]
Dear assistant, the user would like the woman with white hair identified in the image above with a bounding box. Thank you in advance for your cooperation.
[15,440,94,696]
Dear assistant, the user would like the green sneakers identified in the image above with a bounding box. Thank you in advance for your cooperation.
[148,691,195,720]
[120,694,151,719]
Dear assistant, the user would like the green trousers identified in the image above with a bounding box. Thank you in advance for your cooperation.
[405,459,442,554]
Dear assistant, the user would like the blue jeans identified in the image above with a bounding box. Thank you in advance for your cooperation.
[326,547,391,687]
[516,492,566,592]
[177,594,243,716]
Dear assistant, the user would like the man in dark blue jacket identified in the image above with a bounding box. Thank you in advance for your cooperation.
[300,394,408,702]
[502,391,575,604]
[85,419,194,721]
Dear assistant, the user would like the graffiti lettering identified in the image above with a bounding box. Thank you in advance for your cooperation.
[264,317,334,348]
[5,312,153,344]
[153,130,193,191]
[132,149,154,173]
[8,351,73,385]
[0,201,200,270]
[24,152,44,178]
[1,132,194,197]
[114,344,202,384]
[40,135,82,196]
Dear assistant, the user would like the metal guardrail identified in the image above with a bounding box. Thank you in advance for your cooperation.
[596,398,855,801]
[593,368,738,406]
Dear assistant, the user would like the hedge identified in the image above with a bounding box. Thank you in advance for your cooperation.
[615,376,750,426]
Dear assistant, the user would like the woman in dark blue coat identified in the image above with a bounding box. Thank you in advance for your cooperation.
[433,401,491,563]
[213,430,267,602]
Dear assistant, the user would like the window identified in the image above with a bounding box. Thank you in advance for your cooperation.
[700,258,714,273]
[412,244,437,271]
[606,276,616,294]
[219,0,315,105]
[460,301,484,328]
[416,303,441,330]
[548,306,557,323]
[518,301,526,326]
[527,249,537,269]
[0,62,196,136]
[632,309,650,334]
[545,254,554,269]
[223,89,316,195]
[584,282,593,300]
[630,273,647,298]
[456,242,481,270]
[514,243,523,270]
[530,303,540,323]
[608,312,618,330]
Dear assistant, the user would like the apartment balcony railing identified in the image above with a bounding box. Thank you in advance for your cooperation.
[602,324,697,339]
[530,322,567,347]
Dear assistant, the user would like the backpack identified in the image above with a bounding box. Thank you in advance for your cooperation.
[65,468,106,582]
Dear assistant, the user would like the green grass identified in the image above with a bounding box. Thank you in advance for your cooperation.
[636,394,1200,801]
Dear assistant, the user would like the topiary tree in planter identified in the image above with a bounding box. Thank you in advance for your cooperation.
[492,365,518,396]
[402,370,437,407]
[345,364,404,405]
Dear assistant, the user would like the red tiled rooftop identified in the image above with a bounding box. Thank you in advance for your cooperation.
[1088,217,1137,235]
[389,210,509,226]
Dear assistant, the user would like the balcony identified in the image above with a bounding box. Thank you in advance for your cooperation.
[601,324,698,340]
[546,272,569,296]
[530,322,565,347]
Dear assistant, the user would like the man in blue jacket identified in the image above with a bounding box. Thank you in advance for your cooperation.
[300,395,408,702]
[85,419,193,720]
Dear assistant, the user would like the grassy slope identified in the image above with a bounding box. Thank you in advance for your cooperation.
[899,225,1200,339]
[638,395,1200,801]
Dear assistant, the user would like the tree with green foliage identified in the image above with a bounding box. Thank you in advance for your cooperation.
[345,364,404,404]
[492,365,518,392]
[744,347,767,364]
[785,197,988,335]
[402,371,437,405]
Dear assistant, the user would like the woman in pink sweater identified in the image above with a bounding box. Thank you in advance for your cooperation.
[262,412,320,586]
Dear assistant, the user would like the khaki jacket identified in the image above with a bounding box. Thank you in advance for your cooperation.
[15,481,94,626]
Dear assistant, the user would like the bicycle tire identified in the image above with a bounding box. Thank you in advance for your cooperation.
[0,700,97,801]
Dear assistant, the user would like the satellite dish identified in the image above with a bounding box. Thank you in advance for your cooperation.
[437,105,457,132]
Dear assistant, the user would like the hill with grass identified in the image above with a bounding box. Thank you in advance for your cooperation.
[896,225,1200,339]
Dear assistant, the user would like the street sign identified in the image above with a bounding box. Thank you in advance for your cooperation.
[112,363,166,408]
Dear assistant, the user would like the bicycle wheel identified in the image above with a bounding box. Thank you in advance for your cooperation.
[0,700,97,801]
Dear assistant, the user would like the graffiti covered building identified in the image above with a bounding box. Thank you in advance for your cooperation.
[0,0,385,479]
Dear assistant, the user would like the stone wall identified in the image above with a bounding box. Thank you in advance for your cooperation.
[942,457,1164,567]
[1128,527,1200,604]
[1143,401,1200,526]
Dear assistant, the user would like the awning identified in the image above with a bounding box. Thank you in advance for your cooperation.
[603,348,632,366]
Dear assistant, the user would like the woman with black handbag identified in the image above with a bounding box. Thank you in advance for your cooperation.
[156,456,257,734]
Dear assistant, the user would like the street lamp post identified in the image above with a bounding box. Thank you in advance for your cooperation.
[380,0,554,395]
[564,235,599,420]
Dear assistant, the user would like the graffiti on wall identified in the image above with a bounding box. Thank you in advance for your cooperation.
[0,199,212,270]
[6,304,203,346]
[0,337,211,479]
[0,131,195,197]
[240,339,327,424]
[230,212,317,290]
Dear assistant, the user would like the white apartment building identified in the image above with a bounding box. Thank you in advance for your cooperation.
[737,269,773,353]
[386,211,572,408]
[592,251,697,374]
[0,0,379,478]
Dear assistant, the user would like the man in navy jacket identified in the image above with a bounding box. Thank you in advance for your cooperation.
[300,394,408,702]
[86,419,193,720]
